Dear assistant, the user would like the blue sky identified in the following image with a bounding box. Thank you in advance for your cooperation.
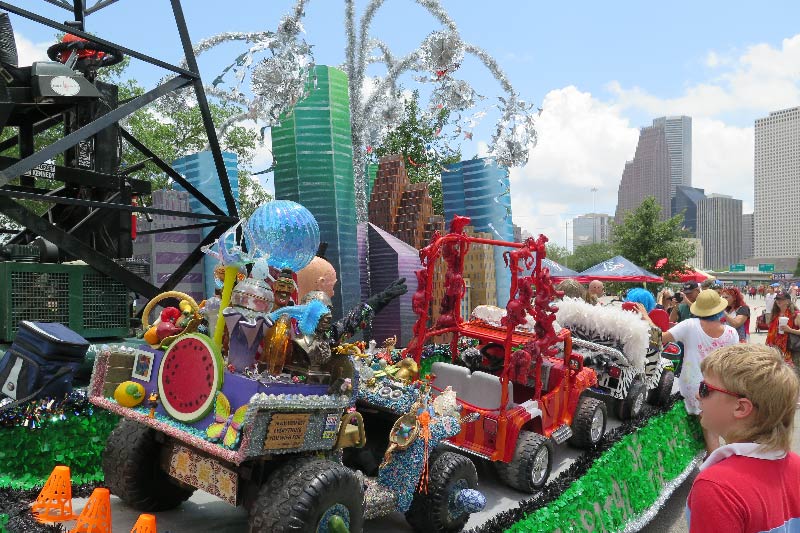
[10,0,800,248]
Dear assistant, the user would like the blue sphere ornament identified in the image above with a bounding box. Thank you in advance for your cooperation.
[246,200,320,272]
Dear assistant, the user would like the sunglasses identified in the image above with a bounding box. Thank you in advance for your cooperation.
[698,380,745,399]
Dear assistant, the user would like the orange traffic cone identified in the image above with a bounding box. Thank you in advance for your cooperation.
[70,487,111,533]
[130,513,157,533]
[31,465,75,523]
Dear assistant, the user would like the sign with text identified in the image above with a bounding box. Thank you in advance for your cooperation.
[729,263,746,272]
[773,272,792,281]
[759,263,775,272]
[264,413,310,450]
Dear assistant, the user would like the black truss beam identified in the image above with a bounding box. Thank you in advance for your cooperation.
[0,75,191,188]
[0,194,162,297]
[0,156,151,194]
[0,114,63,153]
[0,2,199,78]
[170,0,238,219]
[0,187,237,222]
[119,128,227,217]
[0,0,241,300]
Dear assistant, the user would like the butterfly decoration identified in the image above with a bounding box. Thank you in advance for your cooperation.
[206,392,248,449]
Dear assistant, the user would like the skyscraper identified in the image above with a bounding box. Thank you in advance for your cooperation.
[741,213,754,261]
[271,65,359,318]
[615,124,671,223]
[652,116,692,196]
[671,185,706,236]
[442,158,513,306]
[572,213,610,248]
[173,151,239,298]
[368,155,436,250]
[754,107,800,258]
[697,194,742,270]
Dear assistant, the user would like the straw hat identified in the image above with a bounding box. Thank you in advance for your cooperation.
[689,289,728,317]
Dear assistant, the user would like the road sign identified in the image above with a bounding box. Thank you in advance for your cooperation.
[758,263,775,272]
[729,264,745,272]
[773,273,791,280]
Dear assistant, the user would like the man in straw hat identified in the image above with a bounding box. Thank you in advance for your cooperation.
[662,289,739,452]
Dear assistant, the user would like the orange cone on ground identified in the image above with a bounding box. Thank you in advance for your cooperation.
[31,465,75,522]
[70,487,111,533]
[130,513,157,533]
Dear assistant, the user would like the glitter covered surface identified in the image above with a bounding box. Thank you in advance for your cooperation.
[356,377,420,415]
[377,414,461,512]
[363,478,398,519]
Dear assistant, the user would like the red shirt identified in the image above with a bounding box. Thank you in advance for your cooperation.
[687,452,800,532]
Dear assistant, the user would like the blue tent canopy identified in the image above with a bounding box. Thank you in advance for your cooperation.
[541,258,580,280]
[577,255,663,283]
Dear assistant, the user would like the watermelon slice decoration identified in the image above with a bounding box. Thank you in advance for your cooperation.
[158,333,225,423]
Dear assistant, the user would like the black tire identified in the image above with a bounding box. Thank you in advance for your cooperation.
[648,369,674,406]
[248,459,364,533]
[494,431,553,493]
[568,396,607,449]
[102,419,195,511]
[618,379,646,420]
[405,452,479,533]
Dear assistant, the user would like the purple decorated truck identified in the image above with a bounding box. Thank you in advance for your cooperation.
[90,311,484,532]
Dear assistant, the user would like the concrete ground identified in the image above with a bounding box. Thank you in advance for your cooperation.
[73,295,793,532]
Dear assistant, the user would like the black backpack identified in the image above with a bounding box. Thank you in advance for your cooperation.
[0,321,89,409]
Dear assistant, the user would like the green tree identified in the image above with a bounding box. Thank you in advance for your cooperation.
[545,243,570,265]
[372,91,460,215]
[565,242,615,273]
[611,197,694,280]
[794,257,800,277]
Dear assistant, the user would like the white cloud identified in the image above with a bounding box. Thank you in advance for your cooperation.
[15,34,49,65]
[692,117,753,208]
[509,86,639,248]
[610,34,800,118]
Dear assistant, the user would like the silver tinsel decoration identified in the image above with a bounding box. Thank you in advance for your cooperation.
[161,0,538,221]
[419,30,464,75]
[160,2,314,138]
[430,78,478,112]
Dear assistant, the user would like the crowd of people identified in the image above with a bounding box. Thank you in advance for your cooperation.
[554,277,800,532]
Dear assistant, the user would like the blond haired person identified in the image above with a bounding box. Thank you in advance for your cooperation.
[686,344,800,532]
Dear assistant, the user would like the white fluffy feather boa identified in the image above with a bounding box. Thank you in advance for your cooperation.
[555,297,649,371]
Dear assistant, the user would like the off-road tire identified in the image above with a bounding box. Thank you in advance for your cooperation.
[102,419,195,511]
[648,369,674,406]
[618,379,647,420]
[248,459,364,533]
[568,396,607,449]
[494,431,553,493]
[405,452,479,533]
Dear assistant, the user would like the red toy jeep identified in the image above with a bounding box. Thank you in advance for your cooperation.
[405,219,604,493]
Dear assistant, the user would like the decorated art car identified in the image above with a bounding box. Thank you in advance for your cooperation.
[400,218,606,493]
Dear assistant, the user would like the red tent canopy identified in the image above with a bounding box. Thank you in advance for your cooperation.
[673,269,712,283]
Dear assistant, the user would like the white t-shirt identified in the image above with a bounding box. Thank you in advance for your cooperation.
[667,318,739,415]
[765,293,776,314]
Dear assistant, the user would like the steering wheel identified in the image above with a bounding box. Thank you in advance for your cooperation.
[47,40,124,69]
